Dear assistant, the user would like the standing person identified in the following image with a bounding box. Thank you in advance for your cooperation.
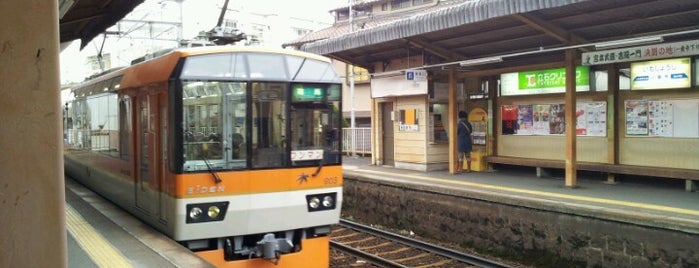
[457,111,474,173]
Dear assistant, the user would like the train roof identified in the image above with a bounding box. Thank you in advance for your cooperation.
[172,46,333,63]
[130,46,333,66]
[71,46,337,97]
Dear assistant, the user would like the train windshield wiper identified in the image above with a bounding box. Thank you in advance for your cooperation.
[311,150,325,177]
[201,155,222,184]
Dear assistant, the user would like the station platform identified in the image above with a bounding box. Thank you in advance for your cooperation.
[342,156,699,234]
[64,178,214,268]
[65,157,699,267]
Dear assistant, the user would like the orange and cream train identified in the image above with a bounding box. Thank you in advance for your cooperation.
[63,46,343,267]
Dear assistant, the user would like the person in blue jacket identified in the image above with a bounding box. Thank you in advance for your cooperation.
[457,111,474,173]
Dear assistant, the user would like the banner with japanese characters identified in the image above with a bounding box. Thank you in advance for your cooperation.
[582,39,699,66]
[500,66,590,96]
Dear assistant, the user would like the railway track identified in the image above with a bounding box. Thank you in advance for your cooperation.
[330,219,513,268]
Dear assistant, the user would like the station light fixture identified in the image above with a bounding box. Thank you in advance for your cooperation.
[458,56,503,67]
[370,70,405,78]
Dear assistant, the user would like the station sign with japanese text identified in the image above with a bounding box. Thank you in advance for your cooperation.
[371,69,428,98]
[630,58,691,90]
[582,39,699,66]
[500,66,590,96]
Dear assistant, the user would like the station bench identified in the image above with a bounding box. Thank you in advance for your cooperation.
[485,156,699,192]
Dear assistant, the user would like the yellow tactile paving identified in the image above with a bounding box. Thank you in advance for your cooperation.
[65,204,133,268]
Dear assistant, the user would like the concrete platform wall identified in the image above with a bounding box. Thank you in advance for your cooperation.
[342,177,699,267]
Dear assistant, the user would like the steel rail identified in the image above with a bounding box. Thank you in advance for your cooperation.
[330,240,409,268]
[338,219,513,268]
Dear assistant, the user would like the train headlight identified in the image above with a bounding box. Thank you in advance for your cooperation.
[322,196,334,207]
[309,197,321,209]
[186,202,229,223]
[306,192,337,212]
[189,207,203,220]
[208,206,221,219]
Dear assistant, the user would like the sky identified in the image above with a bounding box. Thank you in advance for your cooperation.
[59,0,347,84]
[179,0,343,36]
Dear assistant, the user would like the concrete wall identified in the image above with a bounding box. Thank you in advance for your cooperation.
[0,1,66,267]
[342,177,699,267]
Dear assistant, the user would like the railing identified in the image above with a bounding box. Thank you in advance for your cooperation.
[342,127,371,156]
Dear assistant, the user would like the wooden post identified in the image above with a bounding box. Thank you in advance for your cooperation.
[606,65,619,184]
[487,76,497,161]
[448,66,458,174]
[565,49,578,188]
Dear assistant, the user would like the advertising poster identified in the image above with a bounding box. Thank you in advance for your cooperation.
[625,100,649,135]
[504,102,607,136]
[533,104,551,135]
[501,105,518,135]
[576,103,587,135]
[549,104,566,134]
[648,100,673,137]
[578,102,607,136]
[517,104,533,135]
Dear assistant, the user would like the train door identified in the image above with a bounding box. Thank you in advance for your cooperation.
[158,93,168,222]
[135,93,160,215]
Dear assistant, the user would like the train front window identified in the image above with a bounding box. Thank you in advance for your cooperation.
[289,83,342,166]
[251,82,288,168]
[177,52,343,172]
[182,81,248,171]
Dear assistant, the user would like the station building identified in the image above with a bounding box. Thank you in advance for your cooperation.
[286,0,699,189]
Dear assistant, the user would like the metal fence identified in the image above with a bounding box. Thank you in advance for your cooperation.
[342,127,371,156]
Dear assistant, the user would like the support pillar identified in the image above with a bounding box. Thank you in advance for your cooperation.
[605,64,620,185]
[448,66,458,174]
[0,1,66,267]
[564,49,578,188]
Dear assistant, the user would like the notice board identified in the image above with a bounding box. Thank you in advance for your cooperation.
[626,99,699,138]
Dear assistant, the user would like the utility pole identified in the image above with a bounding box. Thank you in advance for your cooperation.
[349,0,357,157]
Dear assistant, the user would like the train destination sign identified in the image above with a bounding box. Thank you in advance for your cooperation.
[292,84,340,102]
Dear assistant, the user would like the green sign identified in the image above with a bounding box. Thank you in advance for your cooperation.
[291,84,341,102]
[518,66,590,90]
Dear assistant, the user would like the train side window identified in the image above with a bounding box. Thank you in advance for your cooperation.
[82,93,119,156]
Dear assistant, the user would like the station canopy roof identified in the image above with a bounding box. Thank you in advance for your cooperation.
[290,0,699,72]
[59,0,144,49]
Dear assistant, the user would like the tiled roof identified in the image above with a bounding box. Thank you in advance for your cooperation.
[283,0,468,48]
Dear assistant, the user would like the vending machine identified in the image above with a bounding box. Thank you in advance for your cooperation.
[468,107,488,171]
